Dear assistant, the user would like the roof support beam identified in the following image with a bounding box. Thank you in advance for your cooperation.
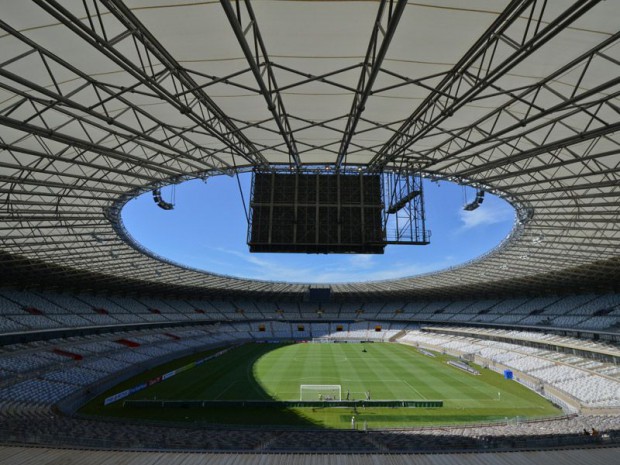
[0,19,232,174]
[0,76,219,176]
[34,0,268,169]
[271,62,361,94]
[0,158,152,190]
[220,0,301,168]
[335,0,408,169]
[368,0,602,171]
[424,34,620,173]
[516,178,619,196]
[478,149,620,186]
[458,121,620,180]
[0,115,182,178]
[433,87,620,177]
[0,175,124,196]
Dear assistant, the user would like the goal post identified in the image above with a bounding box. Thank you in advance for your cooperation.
[300,384,342,401]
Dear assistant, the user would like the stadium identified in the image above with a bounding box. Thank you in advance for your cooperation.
[0,0,619,464]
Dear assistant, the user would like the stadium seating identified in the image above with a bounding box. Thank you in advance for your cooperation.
[0,286,618,455]
[1,288,619,334]
[0,307,617,457]
[400,330,620,408]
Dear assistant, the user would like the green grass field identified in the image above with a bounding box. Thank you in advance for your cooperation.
[81,342,561,429]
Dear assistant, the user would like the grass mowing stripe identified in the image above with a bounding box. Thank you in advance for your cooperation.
[362,351,406,400]
[373,344,427,399]
[255,344,295,400]
[391,345,444,397]
[83,342,562,429]
[402,379,427,400]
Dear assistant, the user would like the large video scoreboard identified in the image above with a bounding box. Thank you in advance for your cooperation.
[248,171,385,254]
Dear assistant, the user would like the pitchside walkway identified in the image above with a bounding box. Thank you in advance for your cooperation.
[0,446,618,465]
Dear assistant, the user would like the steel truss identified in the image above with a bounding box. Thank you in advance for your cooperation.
[33,0,269,168]
[368,0,603,171]
[335,0,408,168]
[220,0,301,168]
[383,171,430,245]
[0,0,618,299]
[422,33,620,176]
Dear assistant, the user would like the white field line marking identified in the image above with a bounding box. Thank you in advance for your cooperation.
[214,380,238,400]
[402,379,427,400]
[448,398,509,402]
[297,377,350,382]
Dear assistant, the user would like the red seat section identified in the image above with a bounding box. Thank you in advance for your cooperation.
[164,333,181,340]
[24,306,43,315]
[93,307,109,315]
[115,338,140,348]
[52,348,83,360]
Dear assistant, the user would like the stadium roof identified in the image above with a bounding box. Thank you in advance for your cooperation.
[0,0,618,300]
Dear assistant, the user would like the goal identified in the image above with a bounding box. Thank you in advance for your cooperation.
[300,384,342,401]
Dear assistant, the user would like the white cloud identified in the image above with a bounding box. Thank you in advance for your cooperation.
[212,247,322,282]
[347,254,375,270]
[458,202,514,231]
[206,247,454,284]
[311,259,448,283]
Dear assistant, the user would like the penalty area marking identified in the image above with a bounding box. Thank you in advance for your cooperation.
[403,380,426,400]
[297,377,350,383]
[380,379,427,400]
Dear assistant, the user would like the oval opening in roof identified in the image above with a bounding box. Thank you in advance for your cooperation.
[120,173,515,283]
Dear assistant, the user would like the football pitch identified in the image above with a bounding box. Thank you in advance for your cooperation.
[82,342,561,429]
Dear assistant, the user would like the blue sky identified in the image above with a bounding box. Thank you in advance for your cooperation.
[122,174,515,283]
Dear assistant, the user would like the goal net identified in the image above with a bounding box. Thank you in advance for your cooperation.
[300,384,342,401]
